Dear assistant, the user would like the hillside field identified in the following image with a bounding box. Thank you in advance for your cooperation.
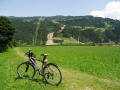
[0,46,120,90]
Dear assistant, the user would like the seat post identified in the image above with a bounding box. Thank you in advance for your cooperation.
[43,55,47,60]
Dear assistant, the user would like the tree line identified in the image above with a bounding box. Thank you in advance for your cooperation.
[56,16,120,44]
[9,17,61,46]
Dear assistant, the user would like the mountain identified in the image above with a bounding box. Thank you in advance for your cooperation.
[8,16,120,46]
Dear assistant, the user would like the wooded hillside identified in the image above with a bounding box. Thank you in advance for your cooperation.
[8,16,120,46]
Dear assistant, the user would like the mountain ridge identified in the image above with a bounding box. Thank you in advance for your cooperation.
[8,15,120,46]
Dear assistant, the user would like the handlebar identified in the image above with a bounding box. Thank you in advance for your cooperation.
[25,49,36,58]
[25,49,49,63]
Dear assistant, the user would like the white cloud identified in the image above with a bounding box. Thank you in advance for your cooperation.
[90,1,120,20]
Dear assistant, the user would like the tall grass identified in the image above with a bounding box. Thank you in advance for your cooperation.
[0,46,120,90]
[19,46,120,81]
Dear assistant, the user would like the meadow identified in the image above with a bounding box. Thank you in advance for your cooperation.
[0,46,120,90]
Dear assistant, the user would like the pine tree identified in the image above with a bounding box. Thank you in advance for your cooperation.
[0,16,15,52]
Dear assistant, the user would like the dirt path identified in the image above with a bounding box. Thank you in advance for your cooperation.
[46,32,55,45]
[45,25,66,45]
[14,48,27,59]
[58,25,66,33]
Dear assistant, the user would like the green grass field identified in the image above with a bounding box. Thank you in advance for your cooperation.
[0,46,120,90]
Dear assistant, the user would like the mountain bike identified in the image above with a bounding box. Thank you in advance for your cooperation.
[17,49,62,86]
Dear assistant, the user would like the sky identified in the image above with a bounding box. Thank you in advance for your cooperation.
[0,0,120,20]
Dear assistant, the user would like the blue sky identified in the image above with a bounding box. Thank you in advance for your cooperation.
[0,0,120,20]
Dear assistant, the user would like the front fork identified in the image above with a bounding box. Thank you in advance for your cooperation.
[25,62,29,72]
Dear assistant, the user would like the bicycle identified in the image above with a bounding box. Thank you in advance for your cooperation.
[17,49,62,86]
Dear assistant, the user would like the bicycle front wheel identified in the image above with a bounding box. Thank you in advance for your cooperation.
[43,63,62,86]
[17,62,35,79]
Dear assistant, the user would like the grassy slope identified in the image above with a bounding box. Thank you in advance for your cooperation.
[0,46,120,90]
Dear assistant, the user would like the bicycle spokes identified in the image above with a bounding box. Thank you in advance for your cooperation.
[43,64,62,86]
[17,62,35,79]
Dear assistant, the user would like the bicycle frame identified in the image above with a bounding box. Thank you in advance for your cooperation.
[41,54,48,67]
[27,53,49,74]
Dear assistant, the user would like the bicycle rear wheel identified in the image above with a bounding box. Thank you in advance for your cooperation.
[43,63,62,86]
[17,62,35,79]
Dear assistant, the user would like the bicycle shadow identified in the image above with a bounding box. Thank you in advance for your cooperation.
[14,76,47,85]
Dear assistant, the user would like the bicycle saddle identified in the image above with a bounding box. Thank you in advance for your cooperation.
[41,54,49,56]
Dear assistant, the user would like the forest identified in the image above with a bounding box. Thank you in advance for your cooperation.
[8,15,120,46]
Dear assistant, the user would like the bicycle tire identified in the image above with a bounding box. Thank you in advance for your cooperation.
[43,63,62,86]
[17,62,36,79]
